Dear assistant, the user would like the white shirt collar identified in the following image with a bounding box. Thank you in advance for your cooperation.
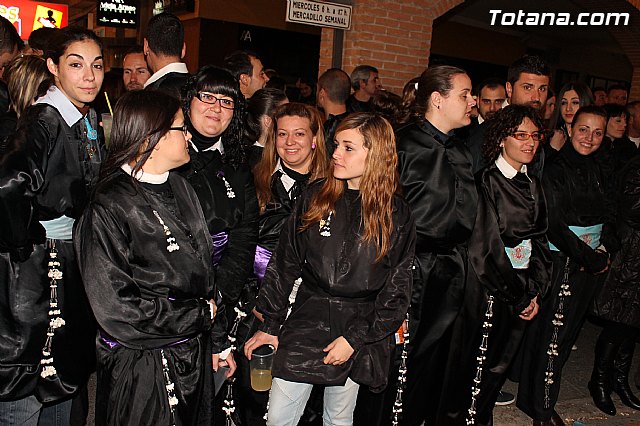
[144,62,189,88]
[121,163,169,184]
[477,115,485,125]
[495,154,529,180]
[189,137,224,154]
[274,159,297,194]
[35,86,83,127]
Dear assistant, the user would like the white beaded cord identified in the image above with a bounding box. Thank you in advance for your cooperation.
[160,349,178,426]
[465,295,495,425]
[152,210,180,252]
[40,242,66,378]
[392,312,410,426]
[319,211,333,237]
[544,257,571,408]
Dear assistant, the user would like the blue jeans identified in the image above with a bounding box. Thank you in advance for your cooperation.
[267,377,360,426]
[0,396,72,426]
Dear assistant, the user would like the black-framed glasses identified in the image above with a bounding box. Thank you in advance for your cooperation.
[195,92,235,110]
[512,131,544,142]
[169,125,189,136]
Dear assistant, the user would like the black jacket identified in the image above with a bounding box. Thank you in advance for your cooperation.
[146,71,190,101]
[258,183,416,391]
[395,119,477,354]
[0,102,101,401]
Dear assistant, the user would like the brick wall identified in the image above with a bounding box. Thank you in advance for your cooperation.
[320,0,640,98]
[318,0,463,94]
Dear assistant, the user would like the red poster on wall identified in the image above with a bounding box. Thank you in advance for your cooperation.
[0,1,68,40]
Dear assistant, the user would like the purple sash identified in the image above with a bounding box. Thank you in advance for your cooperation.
[253,245,273,282]
[100,330,189,349]
[211,231,229,266]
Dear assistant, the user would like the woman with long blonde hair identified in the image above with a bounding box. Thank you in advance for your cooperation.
[245,113,416,426]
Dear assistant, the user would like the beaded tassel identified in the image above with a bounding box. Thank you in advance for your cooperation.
[544,257,571,408]
[40,243,65,378]
[217,171,236,198]
[222,378,237,425]
[319,211,333,237]
[465,295,495,425]
[161,349,178,426]
[226,305,248,352]
[392,312,410,426]
[153,210,180,252]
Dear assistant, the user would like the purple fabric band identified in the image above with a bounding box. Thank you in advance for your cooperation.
[100,330,190,349]
[211,231,229,266]
[253,245,273,282]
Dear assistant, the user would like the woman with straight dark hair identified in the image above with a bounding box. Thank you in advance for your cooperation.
[179,66,258,422]
[244,87,288,167]
[516,106,615,425]
[396,65,478,425]
[76,89,231,426]
[0,27,104,424]
[179,65,259,339]
[548,82,593,152]
[245,113,415,426]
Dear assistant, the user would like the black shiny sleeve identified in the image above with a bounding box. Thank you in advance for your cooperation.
[75,202,212,349]
[0,118,50,253]
[256,195,306,336]
[542,169,608,273]
[469,178,529,311]
[216,169,259,304]
[343,205,416,351]
[526,183,552,298]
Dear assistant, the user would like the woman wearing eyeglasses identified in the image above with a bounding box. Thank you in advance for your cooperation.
[75,90,229,426]
[178,66,257,419]
[451,105,551,425]
[516,106,615,426]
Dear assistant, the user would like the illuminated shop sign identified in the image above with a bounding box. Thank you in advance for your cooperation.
[0,1,67,40]
[97,0,138,28]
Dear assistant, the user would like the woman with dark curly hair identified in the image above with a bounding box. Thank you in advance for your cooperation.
[178,65,259,353]
[452,105,552,425]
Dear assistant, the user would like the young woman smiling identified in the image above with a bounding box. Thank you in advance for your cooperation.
[238,102,328,426]
[454,105,552,425]
[517,106,615,426]
[245,113,415,426]
[0,27,104,424]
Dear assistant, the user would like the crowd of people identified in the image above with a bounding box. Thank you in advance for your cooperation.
[0,10,639,426]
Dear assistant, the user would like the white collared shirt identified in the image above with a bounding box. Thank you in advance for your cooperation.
[495,154,530,181]
[273,159,297,194]
[121,163,169,184]
[144,62,189,88]
[629,136,640,149]
[35,86,83,126]
[189,137,224,154]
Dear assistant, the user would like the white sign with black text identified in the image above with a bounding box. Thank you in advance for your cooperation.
[286,0,351,30]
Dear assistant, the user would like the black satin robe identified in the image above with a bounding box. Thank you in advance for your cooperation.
[443,164,551,425]
[235,165,310,426]
[395,119,477,425]
[595,155,640,327]
[257,184,416,391]
[0,104,100,402]
[516,143,615,421]
[177,137,259,308]
[75,171,225,426]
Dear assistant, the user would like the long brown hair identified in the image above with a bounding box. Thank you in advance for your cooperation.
[301,113,399,262]
[253,102,328,211]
